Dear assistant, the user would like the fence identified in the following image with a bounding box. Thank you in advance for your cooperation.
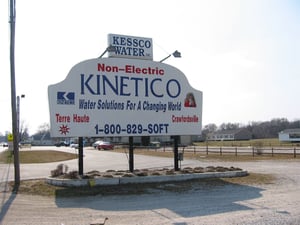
[143,145,300,158]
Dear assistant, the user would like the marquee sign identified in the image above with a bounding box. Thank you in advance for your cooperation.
[48,57,202,137]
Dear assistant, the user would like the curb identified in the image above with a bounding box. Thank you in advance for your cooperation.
[46,170,248,187]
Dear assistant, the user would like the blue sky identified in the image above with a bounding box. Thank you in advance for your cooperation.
[0,0,300,135]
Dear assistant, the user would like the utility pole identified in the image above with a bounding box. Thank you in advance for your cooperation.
[9,0,20,191]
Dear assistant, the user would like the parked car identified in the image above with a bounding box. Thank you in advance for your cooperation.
[54,141,69,147]
[92,140,103,149]
[0,142,8,147]
[97,141,114,150]
[149,141,160,149]
[70,143,79,148]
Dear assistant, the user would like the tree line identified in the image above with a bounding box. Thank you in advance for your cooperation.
[201,118,300,140]
[1,118,300,142]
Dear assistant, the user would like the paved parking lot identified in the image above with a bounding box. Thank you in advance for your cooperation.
[1,146,300,224]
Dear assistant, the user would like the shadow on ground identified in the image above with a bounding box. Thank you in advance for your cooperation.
[0,193,16,223]
[54,179,263,218]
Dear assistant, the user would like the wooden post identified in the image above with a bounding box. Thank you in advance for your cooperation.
[272,147,274,157]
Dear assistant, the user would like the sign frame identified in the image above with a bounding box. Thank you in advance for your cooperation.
[48,58,202,138]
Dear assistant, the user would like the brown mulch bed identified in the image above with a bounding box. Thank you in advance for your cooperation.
[51,165,243,179]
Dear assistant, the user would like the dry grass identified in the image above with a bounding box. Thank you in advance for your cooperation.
[115,148,299,162]
[8,172,275,197]
[190,153,298,161]
[0,150,77,164]
[116,149,174,158]
[222,173,277,186]
[194,138,300,147]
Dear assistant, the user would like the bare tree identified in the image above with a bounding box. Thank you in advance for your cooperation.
[204,123,217,132]
[219,123,240,131]
[19,120,29,142]
[37,123,50,134]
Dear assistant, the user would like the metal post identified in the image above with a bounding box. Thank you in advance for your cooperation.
[16,96,20,141]
[174,136,179,171]
[159,54,171,63]
[17,94,25,143]
[78,137,83,175]
[129,137,134,172]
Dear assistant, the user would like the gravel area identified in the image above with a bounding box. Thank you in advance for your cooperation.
[1,148,300,225]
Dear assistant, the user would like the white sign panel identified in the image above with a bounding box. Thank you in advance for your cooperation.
[48,58,202,137]
[108,34,153,60]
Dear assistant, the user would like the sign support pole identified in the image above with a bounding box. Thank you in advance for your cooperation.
[129,136,134,172]
[174,135,179,171]
[78,137,83,175]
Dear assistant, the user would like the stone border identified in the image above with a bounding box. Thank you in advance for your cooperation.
[46,170,248,187]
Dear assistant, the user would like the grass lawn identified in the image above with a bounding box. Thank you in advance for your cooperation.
[194,138,300,147]
[0,150,77,164]
[115,148,299,161]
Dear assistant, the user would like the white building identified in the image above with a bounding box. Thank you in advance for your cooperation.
[207,129,251,141]
[278,128,300,142]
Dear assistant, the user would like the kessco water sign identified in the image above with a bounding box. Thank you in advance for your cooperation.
[108,34,153,60]
[48,58,202,137]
